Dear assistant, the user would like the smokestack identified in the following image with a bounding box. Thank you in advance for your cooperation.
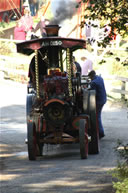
[50,0,77,25]
[44,25,61,36]
[44,25,61,67]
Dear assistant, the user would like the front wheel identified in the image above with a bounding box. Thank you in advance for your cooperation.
[79,119,88,159]
[27,122,39,160]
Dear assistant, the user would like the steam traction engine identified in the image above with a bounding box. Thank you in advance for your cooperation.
[16,25,99,160]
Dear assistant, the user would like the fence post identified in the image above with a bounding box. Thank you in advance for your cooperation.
[121,81,126,100]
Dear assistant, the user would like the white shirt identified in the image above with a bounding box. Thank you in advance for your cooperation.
[80,59,93,76]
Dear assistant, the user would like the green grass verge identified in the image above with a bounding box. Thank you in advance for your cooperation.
[110,141,128,193]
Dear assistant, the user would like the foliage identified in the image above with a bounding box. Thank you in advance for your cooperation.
[96,39,128,77]
[115,140,128,164]
[0,21,15,29]
[0,41,13,55]
[111,140,128,193]
[113,178,128,193]
[78,0,128,47]
[112,163,128,193]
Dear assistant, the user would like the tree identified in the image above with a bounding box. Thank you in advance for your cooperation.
[78,0,128,47]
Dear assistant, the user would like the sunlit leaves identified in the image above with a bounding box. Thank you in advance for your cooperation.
[80,0,128,36]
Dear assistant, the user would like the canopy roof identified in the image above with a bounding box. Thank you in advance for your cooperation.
[16,37,86,55]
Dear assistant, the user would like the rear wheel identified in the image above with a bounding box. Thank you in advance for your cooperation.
[79,119,88,159]
[88,90,99,154]
[83,89,89,113]
[27,122,39,160]
[26,94,34,122]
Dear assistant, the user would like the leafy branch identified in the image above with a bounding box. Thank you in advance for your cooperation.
[77,0,128,46]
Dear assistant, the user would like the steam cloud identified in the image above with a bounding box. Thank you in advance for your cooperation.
[50,0,78,25]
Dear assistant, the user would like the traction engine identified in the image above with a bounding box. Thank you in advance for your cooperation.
[16,25,99,160]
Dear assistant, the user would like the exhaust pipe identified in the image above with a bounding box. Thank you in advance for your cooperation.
[44,25,61,36]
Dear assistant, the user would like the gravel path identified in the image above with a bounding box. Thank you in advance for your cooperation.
[0,80,128,193]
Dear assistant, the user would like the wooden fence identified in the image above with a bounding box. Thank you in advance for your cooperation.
[111,76,128,100]
[0,26,15,39]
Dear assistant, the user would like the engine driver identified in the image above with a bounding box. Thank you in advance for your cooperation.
[28,52,48,83]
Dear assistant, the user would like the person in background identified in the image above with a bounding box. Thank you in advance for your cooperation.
[29,0,35,16]
[14,20,26,40]
[72,56,81,74]
[20,8,33,39]
[22,0,30,15]
[29,0,39,16]
[80,56,93,76]
[88,70,107,139]
[33,15,47,37]
[34,0,39,15]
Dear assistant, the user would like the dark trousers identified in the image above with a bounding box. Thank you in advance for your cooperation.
[96,103,105,136]
[30,4,35,16]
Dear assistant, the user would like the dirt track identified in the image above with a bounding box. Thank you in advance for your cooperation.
[0,79,128,193]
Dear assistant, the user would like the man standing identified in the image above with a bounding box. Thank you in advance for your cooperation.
[29,0,35,16]
[33,15,47,37]
[88,70,107,139]
[20,8,33,40]
[80,56,93,76]
[34,16,47,37]
[72,56,81,74]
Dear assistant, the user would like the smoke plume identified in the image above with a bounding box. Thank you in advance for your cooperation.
[50,0,78,25]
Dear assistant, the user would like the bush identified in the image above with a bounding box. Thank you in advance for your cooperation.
[0,41,15,55]
[111,140,128,193]
[113,178,128,193]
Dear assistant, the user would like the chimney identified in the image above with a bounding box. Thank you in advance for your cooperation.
[44,25,61,37]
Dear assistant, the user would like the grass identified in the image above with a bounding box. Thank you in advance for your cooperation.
[0,21,16,29]
[110,141,128,193]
